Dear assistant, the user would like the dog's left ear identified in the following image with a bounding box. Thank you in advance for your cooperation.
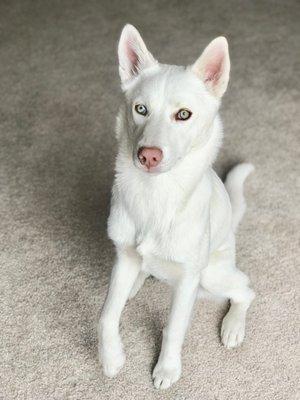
[118,24,157,84]
[191,37,230,98]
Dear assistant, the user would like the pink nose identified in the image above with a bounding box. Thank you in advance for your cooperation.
[137,147,163,169]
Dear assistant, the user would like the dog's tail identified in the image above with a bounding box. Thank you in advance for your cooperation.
[225,163,254,233]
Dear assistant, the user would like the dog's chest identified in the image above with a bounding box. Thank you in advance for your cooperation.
[133,204,176,260]
[128,195,202,266]
[112,169,210,268]
[127,198,185,280]
[122,173,178,234]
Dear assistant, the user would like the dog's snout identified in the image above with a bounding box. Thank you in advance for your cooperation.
[137,147,163,170]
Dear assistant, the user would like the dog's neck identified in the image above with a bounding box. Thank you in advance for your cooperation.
[166,116,222,191]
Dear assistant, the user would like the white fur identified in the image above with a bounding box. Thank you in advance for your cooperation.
[98,24,255,390]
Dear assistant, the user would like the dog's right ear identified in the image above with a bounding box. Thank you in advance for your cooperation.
[118,24,157,84]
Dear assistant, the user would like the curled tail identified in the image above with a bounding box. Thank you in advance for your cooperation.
[225,163,255,233]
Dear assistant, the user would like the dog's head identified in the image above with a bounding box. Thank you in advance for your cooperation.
[117,24,230,174]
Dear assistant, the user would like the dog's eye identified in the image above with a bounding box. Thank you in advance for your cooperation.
[175,109,192,121]
[135,104,148,116]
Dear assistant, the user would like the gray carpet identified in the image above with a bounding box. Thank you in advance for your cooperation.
[1,1,299,399]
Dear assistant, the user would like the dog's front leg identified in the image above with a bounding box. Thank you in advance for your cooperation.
[98,246,141,377]
[152,274,200,389]
[153,219,210,390]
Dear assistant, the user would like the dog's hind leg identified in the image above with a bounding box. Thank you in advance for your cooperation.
[220,283,255,348]
[128,271,149,299]
[201,245,255,349]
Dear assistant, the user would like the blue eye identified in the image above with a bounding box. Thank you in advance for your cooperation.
[135,104,148,116]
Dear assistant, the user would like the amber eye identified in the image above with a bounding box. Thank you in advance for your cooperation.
[135,104,148,116]
[175,109,192,121]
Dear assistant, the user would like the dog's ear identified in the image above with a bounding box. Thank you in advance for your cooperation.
[118,24,157,83]
[191,37,230,98]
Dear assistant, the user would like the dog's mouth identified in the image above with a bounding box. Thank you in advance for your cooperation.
[133,157,164,174]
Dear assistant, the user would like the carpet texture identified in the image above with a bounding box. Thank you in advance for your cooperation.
[1,1,299,399]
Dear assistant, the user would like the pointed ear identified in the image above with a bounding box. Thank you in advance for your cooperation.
[191,37,230,98]
[118,24,157,83]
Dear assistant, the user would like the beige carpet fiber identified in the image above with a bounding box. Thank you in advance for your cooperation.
[1,1,299,399]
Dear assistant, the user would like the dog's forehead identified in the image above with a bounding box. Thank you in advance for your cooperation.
[133,65,204,105]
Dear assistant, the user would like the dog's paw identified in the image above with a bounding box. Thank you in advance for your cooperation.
[152,358,181,390]
[221,312,245,349]
[99,340,126,378]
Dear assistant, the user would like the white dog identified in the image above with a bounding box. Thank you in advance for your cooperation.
[98,24,255,390]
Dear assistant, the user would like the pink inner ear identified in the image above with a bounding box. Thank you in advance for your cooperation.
[125,39,139,75]
[204,52,224,84]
